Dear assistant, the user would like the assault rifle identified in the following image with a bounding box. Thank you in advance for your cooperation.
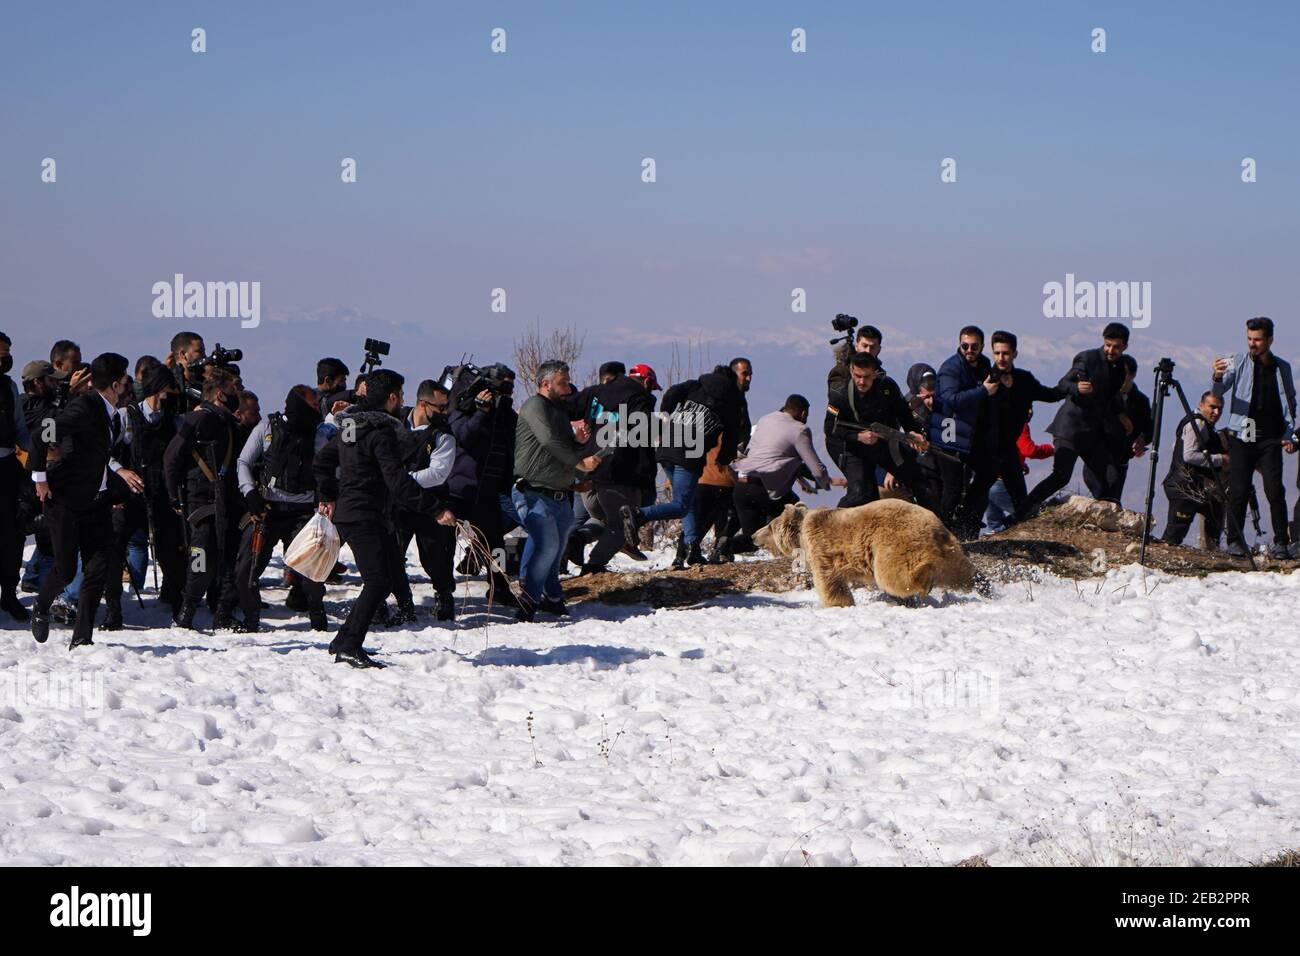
[832,419,961,466]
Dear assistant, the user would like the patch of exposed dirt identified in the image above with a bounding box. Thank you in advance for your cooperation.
[561,499,1295,609]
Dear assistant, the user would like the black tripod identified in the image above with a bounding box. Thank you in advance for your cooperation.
[1139,358,1257,570]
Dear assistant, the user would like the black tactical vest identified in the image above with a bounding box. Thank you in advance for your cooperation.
[260,413,317,496]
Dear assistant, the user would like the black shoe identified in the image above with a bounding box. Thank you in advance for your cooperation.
[173,599,200,630]
[514,597,536,623]
[539,597,570,617]
[490,584,521,609]
[579,562,608,576]
[50,599,76,625]
[619,506,642,549]
[20,580,39,594]
[31,608,50,644]
[309,609,329,631]
[327,561,346,584]
[685,544,708,567]
[372,603,393,627]
[334,648,386,669]
[100,599,123,631]
[433,592,455,622]
[564,534,587,571]
[285,588,309,612]
[670,539,687,571]
[1224,541,1250,557]
[212,609,244,631]
[1,592,30,621]
[392,600,418,626]
[68,634,94,651]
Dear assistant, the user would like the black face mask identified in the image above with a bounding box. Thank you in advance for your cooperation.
[426,411,449,431]
[0,355,11,376]
[221,392,240,412]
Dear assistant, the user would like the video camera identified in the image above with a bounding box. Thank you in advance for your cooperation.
[829,312,859,347]
[360,338,390,376]
[439,360,516,413]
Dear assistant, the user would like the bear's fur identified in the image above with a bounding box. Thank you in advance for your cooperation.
[753,499,979,606]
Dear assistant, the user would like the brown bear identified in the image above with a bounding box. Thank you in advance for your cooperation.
[753,499,981,606]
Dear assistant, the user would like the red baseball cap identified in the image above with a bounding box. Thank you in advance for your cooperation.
[628,363,661,390]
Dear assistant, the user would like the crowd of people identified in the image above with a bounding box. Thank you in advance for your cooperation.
[0,315,1294,667]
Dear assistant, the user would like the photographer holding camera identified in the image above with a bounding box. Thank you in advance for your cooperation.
[445,361,520,606]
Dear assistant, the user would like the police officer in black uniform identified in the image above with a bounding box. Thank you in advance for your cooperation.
[234,385,329,631]
[163,367,245,630]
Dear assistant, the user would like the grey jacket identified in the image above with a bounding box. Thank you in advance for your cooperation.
[515,393,583,492]
[730,409,831,499]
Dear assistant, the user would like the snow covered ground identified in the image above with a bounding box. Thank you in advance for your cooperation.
[2,545,1299,866]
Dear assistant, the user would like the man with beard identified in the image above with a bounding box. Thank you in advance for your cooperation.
[313,370,428,668]
[727,394,835,554]
[390,380,459,622]
[164,367,245,630]
[0,333,33,620]
[235,385,332,632]
[929,326,993,529]
[949,330,1066,538]
[826,353,937,512]
[1160,391,1229,550]
[29,353,143,649]
[1014,323,1134,521]
[1212,316,1297,558]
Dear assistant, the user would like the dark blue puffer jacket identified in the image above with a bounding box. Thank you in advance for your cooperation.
[929,351,992,453]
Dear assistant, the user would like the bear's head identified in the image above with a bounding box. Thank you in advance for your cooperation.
[753,502,807,557]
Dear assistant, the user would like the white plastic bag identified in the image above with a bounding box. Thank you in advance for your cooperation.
[285,512,342,583]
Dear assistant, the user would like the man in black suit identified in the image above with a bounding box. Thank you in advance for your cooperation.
[1015,323,1133,520]
[29,353,145,648]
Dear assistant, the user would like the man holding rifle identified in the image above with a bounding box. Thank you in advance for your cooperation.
[826,352,940,514]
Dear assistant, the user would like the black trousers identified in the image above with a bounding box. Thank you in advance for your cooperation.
[333,519,392,654]
[461,494,513,597]
[182,511,240,611]
[1084,451,1131,501]
[38,496,113,642]
[695,483,737,547]
[234,505,325,624]
[0,455,25,598]
[731,480,788,545]
[103,495,185,608]
[1021,436,1118,515]
[936,454,968,526]
[956,445,1025,537]
[1162,496,1223,547]
[837,441,941,515]
[583,484,642,569]
[392,509,455,601]
[1226,435,1287,546]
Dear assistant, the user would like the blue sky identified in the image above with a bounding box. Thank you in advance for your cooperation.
[3,0,1298,511]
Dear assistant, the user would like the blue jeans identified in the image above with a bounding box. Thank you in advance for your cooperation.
[982,479,1015,535]
[25,545,82,603]
[639,464,700,546]
[511,488,576,604]
[126,528,149,591]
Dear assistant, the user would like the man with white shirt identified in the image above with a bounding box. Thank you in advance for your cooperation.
[29,353,144,648]
[234,385,331,631]
[101,360,184,626]
[389,380,458,623]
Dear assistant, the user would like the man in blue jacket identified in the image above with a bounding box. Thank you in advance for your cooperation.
[1211,316,1296,558]
[929,326,993,531]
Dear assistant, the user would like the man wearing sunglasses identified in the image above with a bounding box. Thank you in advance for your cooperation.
[930,326,994,531]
